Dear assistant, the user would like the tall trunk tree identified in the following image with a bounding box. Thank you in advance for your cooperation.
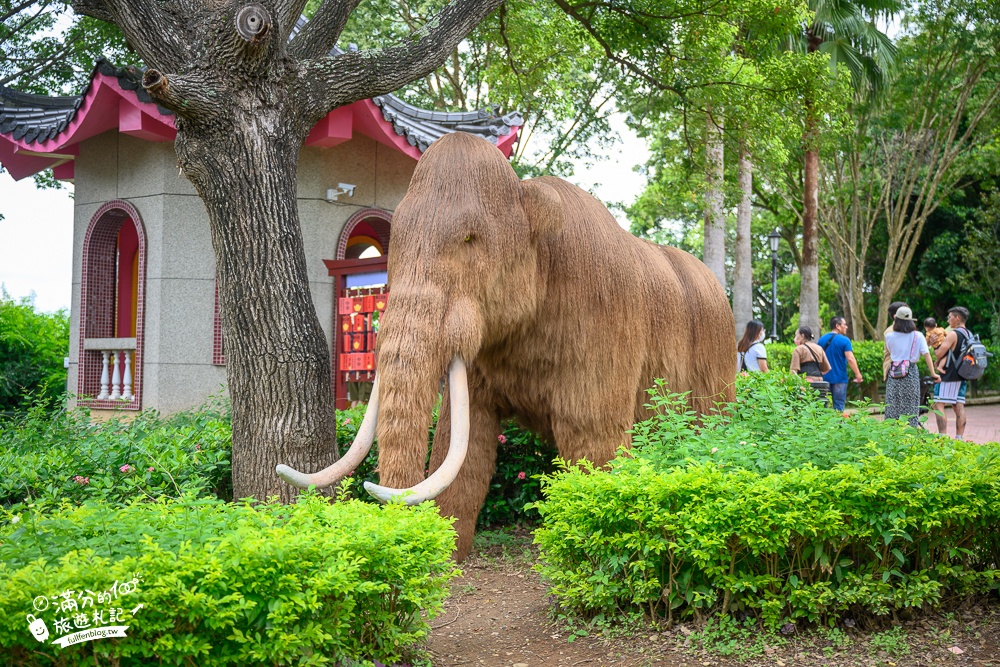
[800,99,821,334]
[733,140,753,336]
[793,0,899,335]
[703,109,726,286]
[71,0,503,501]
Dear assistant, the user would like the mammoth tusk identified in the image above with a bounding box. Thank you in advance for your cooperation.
[275,377,380,488]
[364,356,469,505]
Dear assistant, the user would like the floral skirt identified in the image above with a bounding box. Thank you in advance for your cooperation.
[885,369,921,428]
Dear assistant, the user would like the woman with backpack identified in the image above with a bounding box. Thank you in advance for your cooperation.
[885,306,941,427]
[737,320,769,373]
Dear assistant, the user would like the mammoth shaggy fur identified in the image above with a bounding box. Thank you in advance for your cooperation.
[371,132,735,560]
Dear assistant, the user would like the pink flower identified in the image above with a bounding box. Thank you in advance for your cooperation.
[517,471,526,480]
[147,467,155,472]
[195,444,201,451]
[73,475,89,485]
[344,418,352,425]
[498,434,507,444]
[119,464,133,474]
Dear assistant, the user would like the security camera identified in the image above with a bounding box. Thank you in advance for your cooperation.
[325,183,357,202]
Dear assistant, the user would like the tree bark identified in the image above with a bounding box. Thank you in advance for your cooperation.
[733,140,752,337]
[799,110,820,335]
[703,108,726,287]
[176,109,339,501]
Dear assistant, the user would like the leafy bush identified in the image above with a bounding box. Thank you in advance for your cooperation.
[533,373,1000,629]
[2,394,554,527]
[0,292,69,413]
[477,423,557,528]
[335,404,556,527]
[0,493,457,666]
[0,398,232,509]
[632,372,935,474]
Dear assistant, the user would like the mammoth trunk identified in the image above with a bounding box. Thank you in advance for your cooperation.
[374,302,452,491]
[373,288,481,494]
[178,121,338,503]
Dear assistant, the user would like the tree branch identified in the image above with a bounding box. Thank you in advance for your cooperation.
[141,69,224,123]
[296,0,503,122]
[288,0,363,59]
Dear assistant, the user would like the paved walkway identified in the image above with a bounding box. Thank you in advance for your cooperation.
[923,403,1000,443]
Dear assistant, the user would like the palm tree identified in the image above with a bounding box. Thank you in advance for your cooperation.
[794,0,898,335]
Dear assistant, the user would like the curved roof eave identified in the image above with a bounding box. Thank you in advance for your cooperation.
[0,55,523,181]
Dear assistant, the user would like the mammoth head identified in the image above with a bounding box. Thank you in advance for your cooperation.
[386,132,563,354]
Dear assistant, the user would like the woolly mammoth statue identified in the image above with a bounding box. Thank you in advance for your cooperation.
[278,132,735,560]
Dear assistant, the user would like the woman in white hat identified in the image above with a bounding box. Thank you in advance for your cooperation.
[884,306,940,426]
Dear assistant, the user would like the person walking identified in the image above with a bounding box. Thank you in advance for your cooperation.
[885,306,940,427]
[817,316,864,412]
[737,320,769,373]
[932,306,972,439]
[883,301,908,382]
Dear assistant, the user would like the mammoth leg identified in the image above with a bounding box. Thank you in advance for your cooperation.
[430,370,499,562]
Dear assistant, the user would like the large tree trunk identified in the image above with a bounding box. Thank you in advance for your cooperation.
[800,117,820,335]
[733,141,753,336]
[703,109,726,287]
[177,113,339,501]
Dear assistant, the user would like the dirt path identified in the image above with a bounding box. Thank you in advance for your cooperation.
[427,533,1000,667]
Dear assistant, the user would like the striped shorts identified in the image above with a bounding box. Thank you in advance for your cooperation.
[933,381,967,405]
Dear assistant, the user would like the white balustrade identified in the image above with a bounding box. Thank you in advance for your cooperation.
[83,338,137,402]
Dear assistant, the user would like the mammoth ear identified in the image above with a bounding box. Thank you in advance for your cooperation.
[521,179,563,240]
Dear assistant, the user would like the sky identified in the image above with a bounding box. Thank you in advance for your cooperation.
[0,115,649,314]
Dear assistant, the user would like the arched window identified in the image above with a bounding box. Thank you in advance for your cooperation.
[78,200,146,409]
[336,209,391,261]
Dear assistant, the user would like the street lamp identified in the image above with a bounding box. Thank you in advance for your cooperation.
[768,230,781,340]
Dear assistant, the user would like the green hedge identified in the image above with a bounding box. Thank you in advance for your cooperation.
[533,373,1000,629]
[0,493,457,666]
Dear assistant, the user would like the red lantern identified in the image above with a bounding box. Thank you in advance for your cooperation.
[362,295,375,312]
[374,294,388,311]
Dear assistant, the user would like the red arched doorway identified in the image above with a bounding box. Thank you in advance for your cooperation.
[77,200,147,410]
[325,208,391,410]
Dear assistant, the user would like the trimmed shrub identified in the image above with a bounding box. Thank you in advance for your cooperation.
[0,493,457,666]
[533,373,1000,628]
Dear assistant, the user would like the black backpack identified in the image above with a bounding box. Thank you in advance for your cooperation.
[953,327,993,381]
